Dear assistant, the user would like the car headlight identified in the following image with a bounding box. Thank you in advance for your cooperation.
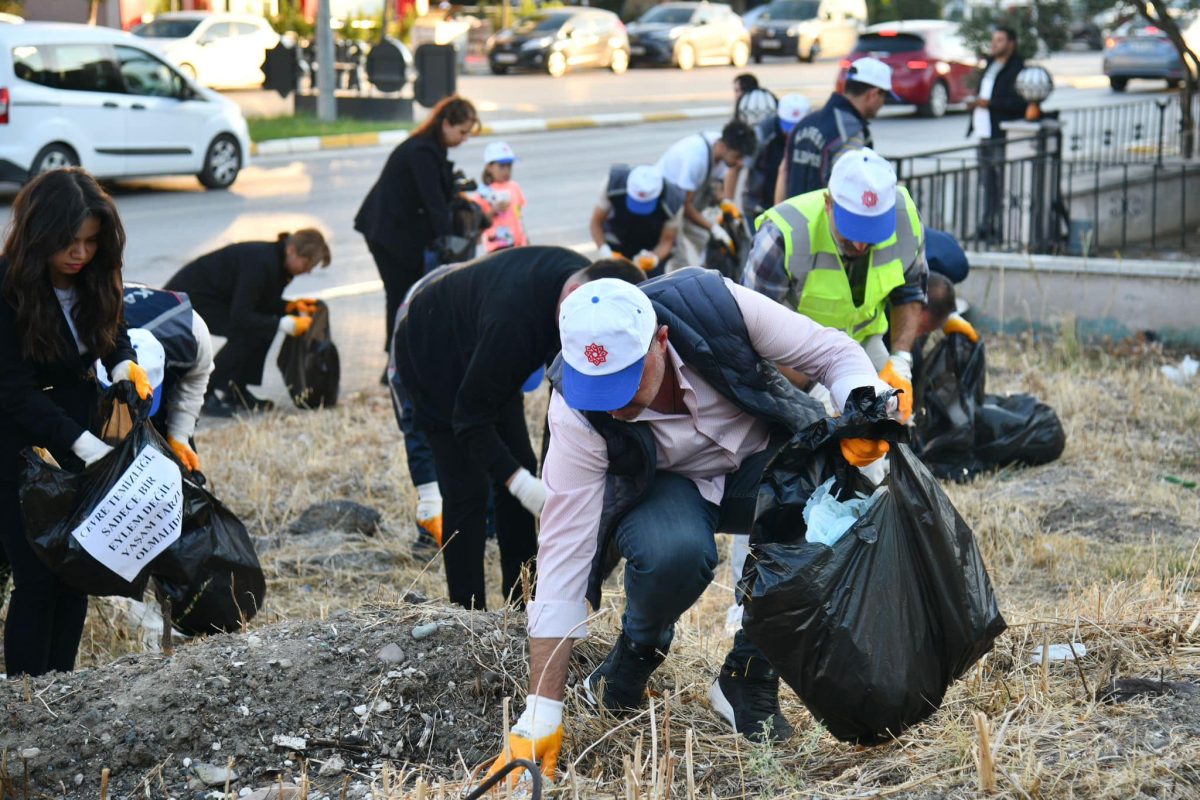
[786,26,799,37]
[521,36,553,50]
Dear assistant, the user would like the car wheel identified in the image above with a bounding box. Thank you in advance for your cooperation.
[197,134,241,190]
[730,40,750,67]
[610,48,629,74]
[29,143,79,177]
[1110,77,1128,92]
[489,63,509,75]
[179,62,198,81]
[800,39,819,63]
[676,43,696,71]
[546,51,567,78]
[918,81,948,118]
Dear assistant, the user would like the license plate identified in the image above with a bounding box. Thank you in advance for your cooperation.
[630,45,646,55]
[759,38,781,49]
[494,53,518,63]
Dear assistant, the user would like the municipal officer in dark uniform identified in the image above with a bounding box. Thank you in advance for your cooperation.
[121,284,215,472]
[165,229,330,414]
[589,165,683,277]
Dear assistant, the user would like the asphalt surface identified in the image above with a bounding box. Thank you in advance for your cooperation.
[0,49,1184,408]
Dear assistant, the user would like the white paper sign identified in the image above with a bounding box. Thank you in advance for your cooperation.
[70,445,183,582]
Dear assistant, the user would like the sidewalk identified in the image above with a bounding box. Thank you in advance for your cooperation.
[249,105,730,156]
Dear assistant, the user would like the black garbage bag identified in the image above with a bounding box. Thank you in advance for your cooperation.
[151,474,266,636]
[702,215,752,281]
[277,299,340,409]
[742,389,1007,744]
[19,385,185,599]
[913,334,1065,481]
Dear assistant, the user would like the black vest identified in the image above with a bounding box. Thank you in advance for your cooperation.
[550,267,825,608]
[603,166,685,257]
[123,284,200,425]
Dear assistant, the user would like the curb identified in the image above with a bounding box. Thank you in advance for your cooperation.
[250,105,731,156]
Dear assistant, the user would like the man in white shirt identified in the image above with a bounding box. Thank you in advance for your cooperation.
[656,120,758,269]
[966,25,1025,243]
[485,269,895,784]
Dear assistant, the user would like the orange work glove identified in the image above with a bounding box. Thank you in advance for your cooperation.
[942,313,980,343]
[279,315,312,337]
[416,482,443,548]
[485,696,564,787]
[168,437,201,473]
[840,438,890,468]
[878,352,913,423]
[285,298,319,315]
[719,200,743,221]
[633,250,660,273]
[112,360,154,401]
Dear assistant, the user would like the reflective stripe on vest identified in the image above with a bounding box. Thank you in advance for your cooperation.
[758,187,921,342]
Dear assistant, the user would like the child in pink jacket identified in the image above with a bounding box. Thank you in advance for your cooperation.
[475,141,528,252]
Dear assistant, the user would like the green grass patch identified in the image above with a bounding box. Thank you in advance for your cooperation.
[248,114,410,142]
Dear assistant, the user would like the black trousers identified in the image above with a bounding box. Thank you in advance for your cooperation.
[977,138,1008,242]
[195,301,276,391]
[426,396,538,611]
[367,240,424,353]
[0,482,88,677]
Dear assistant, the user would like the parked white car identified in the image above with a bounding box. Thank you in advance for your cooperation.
[133,12,279,89]
[0,22,252,188]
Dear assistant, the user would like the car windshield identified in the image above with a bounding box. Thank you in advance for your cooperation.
[855,32,927,53]
[512,13,571,34]
[134,18,202,38]
[763,0,819,21]
[639,6,695,24]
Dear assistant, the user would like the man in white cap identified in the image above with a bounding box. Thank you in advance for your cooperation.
[746,147,943,424]
[590,164,685,277]
[775,56,895,204]
[744,93,811,219]
[485,267,894,783]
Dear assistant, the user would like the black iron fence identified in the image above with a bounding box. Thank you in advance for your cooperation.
[1055,94,1200,165]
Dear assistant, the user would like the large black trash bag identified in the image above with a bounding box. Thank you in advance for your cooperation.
[277,299,340,409]
[19,385,181,599]
[702,215,752,281]
[152,473,266,636]
[741,390,1007,744]
[913,333,1065,481]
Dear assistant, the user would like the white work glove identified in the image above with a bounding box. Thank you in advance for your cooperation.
[415,481,443,546]
[508,467,546,518]
[597,244,613,259]
[71,431,114,467]
[633,250,659,273]
[709,222,733,248]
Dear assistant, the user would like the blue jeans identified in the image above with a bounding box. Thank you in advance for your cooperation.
[614,472,762,670]
[387,360,438,488]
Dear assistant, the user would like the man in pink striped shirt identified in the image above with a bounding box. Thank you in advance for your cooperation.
[487,269,893,784]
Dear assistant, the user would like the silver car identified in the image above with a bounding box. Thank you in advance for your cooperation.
[1102,18,1195,92]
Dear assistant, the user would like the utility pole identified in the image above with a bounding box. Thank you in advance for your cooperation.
[316,0,337,121]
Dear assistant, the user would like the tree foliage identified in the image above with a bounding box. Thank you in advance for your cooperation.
[957,1,1072,59]
[866,0,943,23]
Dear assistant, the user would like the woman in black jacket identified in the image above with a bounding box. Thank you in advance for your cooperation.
[0,169,151,677]
[355,95,480,351]
[165,229,331,413]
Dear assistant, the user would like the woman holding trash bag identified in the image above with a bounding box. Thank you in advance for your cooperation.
[0,168,153,677]
[354,94,480,352]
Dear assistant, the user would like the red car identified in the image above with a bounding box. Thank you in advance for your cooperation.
[837,20,977,118]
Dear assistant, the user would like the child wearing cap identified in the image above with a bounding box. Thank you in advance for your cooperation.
[744,92,811,219]
[474,141,528,253]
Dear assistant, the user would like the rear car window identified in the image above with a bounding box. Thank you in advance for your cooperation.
[11,44,52,86]
[12,43,124,92]
[134,19,201,38]
[855,32,926,54]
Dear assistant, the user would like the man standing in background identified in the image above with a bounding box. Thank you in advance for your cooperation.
[967,26,1026,243]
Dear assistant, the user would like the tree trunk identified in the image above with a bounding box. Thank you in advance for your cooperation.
[87,0,99,25]
[1143,0,1199,158]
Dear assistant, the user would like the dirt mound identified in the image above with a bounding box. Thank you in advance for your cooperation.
[0,604,526,799]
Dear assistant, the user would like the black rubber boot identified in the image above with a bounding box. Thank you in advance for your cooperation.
[228,383,275,412]
[584,632,666,713]
[709,659,795,742]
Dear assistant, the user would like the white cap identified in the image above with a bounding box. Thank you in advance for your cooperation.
[776,93,811,133]
[559,279,657,411]
[846,56,897,98]
[483,140,515,165]
[626,165,664,216]
[828,147,898,245]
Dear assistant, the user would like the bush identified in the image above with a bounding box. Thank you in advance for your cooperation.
[866,0,944,24]
[958,1,1072,60]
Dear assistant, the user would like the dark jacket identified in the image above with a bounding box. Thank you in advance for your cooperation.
[746,116,788,216]
[164,241,291,341]
[395,246,590,483]
[966,54,1027,140]
[548,267,826,609]
[784,93,872,198]
[354,134,455,262]
[123,284,200,430]
[0,258,135,482]
[602,166,685,257]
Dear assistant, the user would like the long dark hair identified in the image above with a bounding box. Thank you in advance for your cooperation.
[410,95,480,147]
[2,169,126,362]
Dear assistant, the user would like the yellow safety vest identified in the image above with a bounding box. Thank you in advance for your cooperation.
[756,187,922,342]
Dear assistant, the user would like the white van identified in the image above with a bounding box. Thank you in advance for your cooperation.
[0,22,251,189]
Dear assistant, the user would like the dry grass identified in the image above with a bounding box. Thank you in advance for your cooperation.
[23,335,1200,798]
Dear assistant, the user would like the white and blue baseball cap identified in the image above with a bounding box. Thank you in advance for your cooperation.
[829,147,898,245]
[777,93,811,134]
[483,140,516,165]
[625,165,664,216]
[560,279,657,412]
[846,56,901,101]
[94,328,166,415]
